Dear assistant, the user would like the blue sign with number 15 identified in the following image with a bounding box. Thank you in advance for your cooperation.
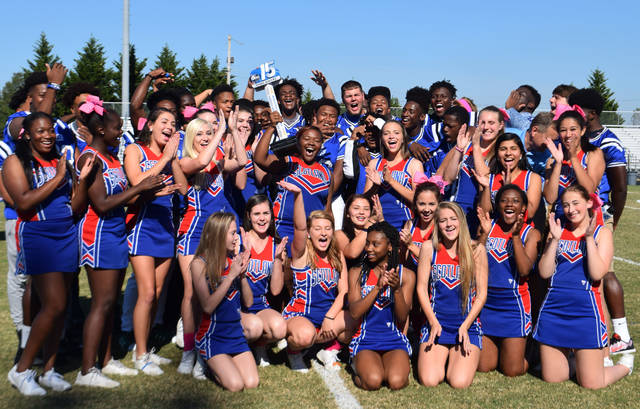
[250,61,282,89]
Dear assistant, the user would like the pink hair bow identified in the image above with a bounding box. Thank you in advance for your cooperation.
[200,102,216,111]
[182,106,199,119]
[498,108,511,121]
[553,104,586,121]
[79,94,104,116]
[456,99,472,113]
[589,193,603,210]
[413,172,449,194]
[137,117,147,131]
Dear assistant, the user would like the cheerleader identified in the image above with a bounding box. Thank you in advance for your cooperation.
[75,101,165,387]
[534,185,633,388]
[348,222,415,390]
[240,195,288,366]
[416,202,488,389]
[5,112,94,395]
[192,212,258,392]
[123,108,188,375]
[476,185,540,376]
[364,120,423,231]
[279,181,349,372]
[334,194,383,269]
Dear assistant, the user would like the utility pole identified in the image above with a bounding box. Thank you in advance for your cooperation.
[122,0,130,126]
[226,35,231,85]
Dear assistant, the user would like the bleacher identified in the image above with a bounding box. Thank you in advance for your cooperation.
[611,127,640,171]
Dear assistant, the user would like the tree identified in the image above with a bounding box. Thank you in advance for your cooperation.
[0,72,27,129]
[67,36,117,101]
[302,89,313,105]
[632,108,640,126]
[25,32,60,73]
[185,55,235,95]
[113,44,147,100]
[588,68,623,125]
[154,44,185,87]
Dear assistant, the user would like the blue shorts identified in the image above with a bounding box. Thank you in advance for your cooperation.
[17,218,79,275]
[127,204,175,258]
[480,287,532,338]
[533,287,608,349]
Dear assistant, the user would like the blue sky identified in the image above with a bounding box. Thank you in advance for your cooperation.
[3,0,639,110]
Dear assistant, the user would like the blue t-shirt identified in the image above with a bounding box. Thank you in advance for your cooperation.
[317,133,347,171]
[336,112,363,138]
[588,127,626,207]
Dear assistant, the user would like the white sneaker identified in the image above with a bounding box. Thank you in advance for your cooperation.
[172,318,184,348]
[192,354,207,380]
[619,353,635,375]
[316,349,341,371]
[38,368,72,392]
[177,350,196,375]
[75,367,120,388]
[131,346,171,366]
[8,365,46,396]
[134,353,164,376]
[287,352,309,373]
[102,359,139,376]
[254,345,270,367]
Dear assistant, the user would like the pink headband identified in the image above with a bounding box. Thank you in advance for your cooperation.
[78,94,104,116]
[413,173,449,194]
[137,117,147,131]
[553,104,586,121]
[498,108,511,121]
[456,99,472,113]
[200,102,216,111]
[182,106,199,119]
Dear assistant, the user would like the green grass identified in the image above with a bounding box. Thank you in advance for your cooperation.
[1,187,639,408]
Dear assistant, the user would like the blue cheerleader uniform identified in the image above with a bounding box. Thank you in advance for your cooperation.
[177,147,230,256]
[78,148,129,269]
[480,221,534,338]
[195,257,250,359]
[16,156,78,275]
[373,157,415,231]
[406,220,434,273]
[242,236,277,313]
[420,245,482,349]
[283,257,339,327]
[349,265,411,358]
[452,143,491,237]
[533,226,608,349]
[126,144,176,258]
[273,156,330,253]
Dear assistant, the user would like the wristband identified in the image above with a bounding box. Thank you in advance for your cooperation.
[455,145,464,153]
[47,82,61,91]
[324,315,335,320]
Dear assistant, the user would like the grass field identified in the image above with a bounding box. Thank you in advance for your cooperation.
[1,187,639,408]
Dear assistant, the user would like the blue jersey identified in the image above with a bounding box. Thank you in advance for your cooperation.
[18,156,72,222]
[336,112,363,138]
[317,133,347,171]
[551,225,604,291]
[53,119,79,151]
[0,139,16,220]
[373,157,415,230]
[588,128,626,207]
[421,115,445,152]
[283,256,339,326]
[283,113,306,138]
[2,111,29,152]
[553,150,590,217]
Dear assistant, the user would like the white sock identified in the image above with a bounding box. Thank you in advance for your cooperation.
[612,317,631,342]
[618,353,634,375]
[604,356,614,367]
[20,326,30,349]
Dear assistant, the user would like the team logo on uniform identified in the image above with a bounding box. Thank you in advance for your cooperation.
[246,259,272,283]
[486,236,512,263]
[432,264,461,289]
[557,239,584,263]
[226,288,238,300]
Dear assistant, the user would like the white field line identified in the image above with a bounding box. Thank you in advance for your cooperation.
[311,360,361,409]
[614,256,640,267]
[625,206,640,210]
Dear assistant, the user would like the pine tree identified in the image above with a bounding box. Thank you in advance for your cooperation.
[67,36,117,101]
[113,44,147,100]
[302,90,313,105]
[186,54,212,95]
[154,44,185,87]
[0,72,27,129]
[588,68,623,124]
[210,57,235,90]
[25,32,60,73]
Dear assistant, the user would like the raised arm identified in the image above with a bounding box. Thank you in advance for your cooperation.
[123,135,178,186]
[130,68,173,126]
[278,181,307,260]
[543,138,563,205]
[179,116,225,175]
[253,112,287,174]
[538,213,562,279]
[440,124,470,183]
[310,70,336,100]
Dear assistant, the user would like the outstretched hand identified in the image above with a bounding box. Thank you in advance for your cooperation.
[277,180,302,194]
[548,212,563,240]
[310,70,328,88]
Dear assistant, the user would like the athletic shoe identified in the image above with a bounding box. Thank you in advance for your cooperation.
[38,368,72,391]
[177,350,196,375]
[102,359,138,376]
[131,346,172,366]
[610,334,636,355]
[254,346,270,367]
[619,352,635,375]
[192,354,207,380]
[604,356,614,368]
[8,365,46,396]
[287,352,309,373]
[75,367,120,388]
[134,353,164,376]
[316,349,341,371]
[172,318,184,348]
